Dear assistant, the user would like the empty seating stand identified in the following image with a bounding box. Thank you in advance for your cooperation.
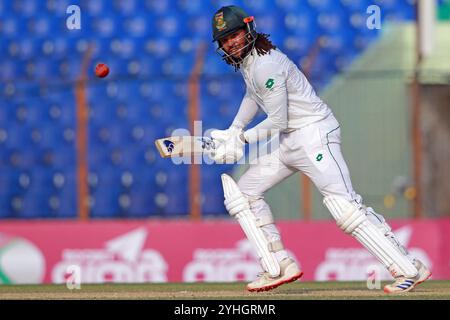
[0,0,417,218]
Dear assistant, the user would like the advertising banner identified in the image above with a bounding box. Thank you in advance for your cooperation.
[0,218,448,284]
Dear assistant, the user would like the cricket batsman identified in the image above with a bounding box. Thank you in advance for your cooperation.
[209,5,431,293]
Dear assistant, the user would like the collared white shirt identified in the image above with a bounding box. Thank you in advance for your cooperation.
[231,48,332,143]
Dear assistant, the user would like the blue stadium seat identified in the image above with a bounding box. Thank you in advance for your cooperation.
[84,0,114,17]
[0,145,11,169]
[28,59,59,80]
[157,164,188,190]
[19,191,53,218]
[125,101,151,124]
[0,194,14,218]
[340,0,371,11]
[48,101,75,127]
[148,98,189,128]
[0,101,14,124]
[15,147,42,169]
[52,171,77,218]
[213,0,245,10]
[123,14,153,37]
[109,38,139,59]
[160,192,189,217]
[275,0,300,11]
[0,0,9,16]
[1,17,26,39]
[138,80,173,101]
[26,16,55,39]
[124,190,159,217]
[281,34,314,61]
[122,169,160,217]
[309,0,341,11]
[90,192,120,218]
[146,0,172,15]
[92,16,119,38]
[129,123,161,147]
[89,37,113,60]
[24,101,51,126]
[120,146,146,168]
[161,53,195,76]
[202,50,234,76]
[256,12,285,36]
[57,56,83,80]
[12,0,46,17]
[107,121,132,146]
[39,38,69,59]
[201,165,224,211]
[126,56,161,77]
[201,166,226,215]
[375,0,401,11]
[202,190,226,216]
[28,169,56,193]
[154,13,187,39]
[0,39,7,59]
[47,146,76,169]
[185,14,212,39]
[88,143,110,170]
[90,167,123,218]
[3,122,32,148]
[0,60,23,80]
[384,8,416,21]
[36,124,67,148]
[317,10,349,33]
[51,192,77,218]
[243,0,276,14]
[89,101,121,125]
[12,38,39,60]
[144,37,178,59]
[113,0,143,16]
[47,0,78,18]
[321,30,356,54]
[0,169,21,196]
[177,0,213,15]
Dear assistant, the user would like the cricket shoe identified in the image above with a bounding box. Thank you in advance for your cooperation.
[384,259,432,294]
[247,258,303,293]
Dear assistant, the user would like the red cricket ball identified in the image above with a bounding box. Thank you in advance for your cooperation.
[95,63,109,78]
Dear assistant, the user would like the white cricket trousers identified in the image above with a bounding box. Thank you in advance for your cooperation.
[237,113,410,263]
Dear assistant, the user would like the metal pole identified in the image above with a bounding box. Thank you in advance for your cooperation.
[411,2,424,218]
[188,43,206,220]
[75,45,93,220]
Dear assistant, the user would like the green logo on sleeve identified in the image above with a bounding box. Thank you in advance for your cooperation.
[316,153,323,162]
[265,78,275,89]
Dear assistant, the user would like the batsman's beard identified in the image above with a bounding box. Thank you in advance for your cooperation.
[216,32,256,67]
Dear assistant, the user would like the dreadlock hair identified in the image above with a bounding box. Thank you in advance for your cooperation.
[222,32,277,71]
[255,33,277,56]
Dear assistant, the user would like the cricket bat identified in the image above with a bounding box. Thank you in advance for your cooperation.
[155,136,217,158]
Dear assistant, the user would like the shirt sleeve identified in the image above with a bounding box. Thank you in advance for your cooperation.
[230,90,259,130]
[243,62,288,144]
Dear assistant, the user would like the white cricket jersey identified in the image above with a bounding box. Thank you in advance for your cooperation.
[231,48,332,143]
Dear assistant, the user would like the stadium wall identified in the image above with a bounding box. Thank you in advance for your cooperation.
[0,217,449,284]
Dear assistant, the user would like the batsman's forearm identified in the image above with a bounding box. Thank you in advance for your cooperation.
[243,97,288,144]
[231,94,259,129]
[243,117,285,144]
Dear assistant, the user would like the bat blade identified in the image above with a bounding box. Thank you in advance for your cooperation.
[155,136,217,158]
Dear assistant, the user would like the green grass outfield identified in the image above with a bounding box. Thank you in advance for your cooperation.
[0,280,449,300]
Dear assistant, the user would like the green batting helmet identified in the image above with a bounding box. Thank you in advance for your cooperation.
[212,5,256,42]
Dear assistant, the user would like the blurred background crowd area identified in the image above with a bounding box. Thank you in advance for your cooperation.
[0,0,449,220]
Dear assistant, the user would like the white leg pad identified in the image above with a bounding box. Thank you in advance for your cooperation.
[221,174,281,277]
[323,196,417,278]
